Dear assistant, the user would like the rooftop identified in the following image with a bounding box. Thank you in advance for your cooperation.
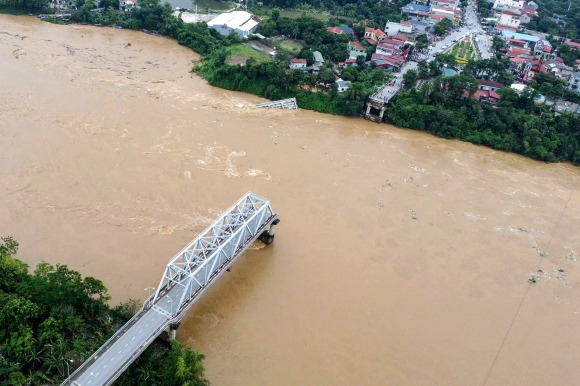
[208,11,260,32]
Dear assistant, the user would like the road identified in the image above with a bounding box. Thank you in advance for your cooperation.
[66,285,185,385]
[371,0,494,102]
[428,1,493,61]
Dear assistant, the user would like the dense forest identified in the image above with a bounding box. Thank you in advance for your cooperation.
[0,237,208,385]
[257,0,409,28]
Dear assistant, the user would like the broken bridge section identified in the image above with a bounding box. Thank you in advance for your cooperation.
[253,97,298,110]
[62,192,279,386]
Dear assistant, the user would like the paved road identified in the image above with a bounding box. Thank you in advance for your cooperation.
[428,1,493,61]
[67,285,187,385]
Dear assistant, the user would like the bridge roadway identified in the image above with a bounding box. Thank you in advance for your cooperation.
[63,192,278,386]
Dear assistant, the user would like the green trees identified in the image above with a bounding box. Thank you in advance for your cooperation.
[434,19,452,36]
[0,238,208,385]
[385,75,580,164]
[0,0,46,12]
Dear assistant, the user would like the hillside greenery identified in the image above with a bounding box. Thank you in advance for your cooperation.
[0,237,208,385]
[386,76,580,164]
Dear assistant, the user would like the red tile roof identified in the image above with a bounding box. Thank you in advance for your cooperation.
[566,40,580,50]
[507,47,531,57]
[348,41,365,50]
[477,79,504,88]
[430,14,446,20]
[327,27,343,35]
[366,38,377,45]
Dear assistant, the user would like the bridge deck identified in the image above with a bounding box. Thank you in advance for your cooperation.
[63,192,278,386]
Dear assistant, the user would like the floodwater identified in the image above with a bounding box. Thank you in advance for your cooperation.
[1,16,580,385]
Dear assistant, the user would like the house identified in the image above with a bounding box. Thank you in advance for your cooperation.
[477,79,503,91]
[327,26,343,35]
[431,8,456,21]
[402,3,430,16]
[313,51,324,67]
[430,0,457,10]
[347,41,366,59]
[382,37,405,50]
[551,13,566,26]
[575,59,580,72]
[409,19,428,34]
[501,30,540,44]
[49,0,66,9]
[509,56,533,76]
[507,47,531,58]
[364,27,385,43]
[534,40,555,61]
[498,10,521,29]
[336,78,351,92]
[547,100,580,115]
[385,21,413,36]
[207,11,261,38]
[289,58,307,71]
[568,72,580,91]
[312,51,324,72]
[526,1,539,10]
[376,43,398,56]
[338,25,354,36]
[119,0,137,10]
[507,38,528,49]
[493,0,524,9]
[565,40,580,51]
[464,89,501,105]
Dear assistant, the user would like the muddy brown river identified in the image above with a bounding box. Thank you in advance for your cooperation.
[2,15,580,385]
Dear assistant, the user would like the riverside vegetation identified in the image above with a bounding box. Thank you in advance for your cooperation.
[0,237,208,385]
[1,0,580,163]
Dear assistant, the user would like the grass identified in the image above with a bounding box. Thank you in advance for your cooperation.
[279,39,303,54]
[452,38,477,64]
[226,44,272,64]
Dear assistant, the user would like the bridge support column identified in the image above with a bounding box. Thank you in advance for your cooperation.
[258,219,280,245]
[378,106,385,121]
[168,322,180,340]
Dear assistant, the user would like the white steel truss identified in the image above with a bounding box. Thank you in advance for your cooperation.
[62,192,278,386]
[148,191,277,317]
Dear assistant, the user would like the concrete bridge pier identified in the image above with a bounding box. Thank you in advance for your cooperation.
[258,219,280,245]
[168,322,180,340]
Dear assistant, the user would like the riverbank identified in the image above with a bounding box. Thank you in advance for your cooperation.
[11,0,579,164]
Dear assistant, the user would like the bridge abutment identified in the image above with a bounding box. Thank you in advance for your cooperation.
[365,100,386,123]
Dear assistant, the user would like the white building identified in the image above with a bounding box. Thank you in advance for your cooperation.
[207,11,261,38]
[498,11,521,29]
[384,21,413,36]
[289,58,307,71]
[493,0,524,9]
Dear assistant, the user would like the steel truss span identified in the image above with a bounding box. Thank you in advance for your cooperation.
[62,192,278,386]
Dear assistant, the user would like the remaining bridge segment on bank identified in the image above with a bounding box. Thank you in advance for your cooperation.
[62,192,279,386]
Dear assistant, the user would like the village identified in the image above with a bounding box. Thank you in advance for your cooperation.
[41,0,580,115]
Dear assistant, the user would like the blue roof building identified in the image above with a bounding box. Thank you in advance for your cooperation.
[402,3,430,13]
[501,30,540,43]
[338,25,354,35]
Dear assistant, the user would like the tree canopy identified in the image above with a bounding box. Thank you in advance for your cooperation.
[0,237,208,385]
